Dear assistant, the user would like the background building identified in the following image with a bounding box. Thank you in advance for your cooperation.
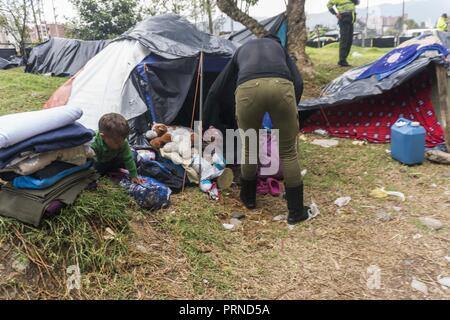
[29,22,66,43]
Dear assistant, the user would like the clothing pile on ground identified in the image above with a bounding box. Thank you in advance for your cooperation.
[144,124,234,200]
[143,117,284,200]
[0,106,97,227]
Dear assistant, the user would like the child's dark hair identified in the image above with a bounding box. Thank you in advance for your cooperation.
[98,113,130,139]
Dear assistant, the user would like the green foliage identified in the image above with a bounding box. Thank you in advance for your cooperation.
[0,0,31,56]
[68,0,143,40]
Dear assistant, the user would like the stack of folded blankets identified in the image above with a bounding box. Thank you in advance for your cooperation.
[0,106,97,227]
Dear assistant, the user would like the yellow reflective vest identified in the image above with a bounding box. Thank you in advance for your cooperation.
[327,0,356,14]
[437,16,448,32]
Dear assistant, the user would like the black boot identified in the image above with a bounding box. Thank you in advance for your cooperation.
[285,184,310,225]
[240,177,256,209]
[338,60,351,67]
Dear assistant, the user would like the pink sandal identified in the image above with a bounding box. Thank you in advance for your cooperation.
[267,178,282,197]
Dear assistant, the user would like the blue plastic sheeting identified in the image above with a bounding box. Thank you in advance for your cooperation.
[136,54,163,122]
[263,113,273,129]
[277,20,288,48]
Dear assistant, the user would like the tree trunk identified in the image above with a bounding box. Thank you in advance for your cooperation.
[287,0,314,75]
[205,0,214,34]
[30,0,42,42]
[217,0,268,37]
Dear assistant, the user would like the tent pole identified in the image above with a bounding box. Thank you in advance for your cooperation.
[182,54,203,193]
[435,63,450,151]
[198,50,204,191]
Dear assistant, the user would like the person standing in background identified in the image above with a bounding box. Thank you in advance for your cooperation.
[327,0,360,67]
[437,13,448,32]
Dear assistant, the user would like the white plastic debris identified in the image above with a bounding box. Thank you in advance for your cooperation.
[103,227,116,240]
[301,169,307,177]
[311,139,339,148]
[273,215,287,222]
[334,196,352,207]
[437,276,450,288]
[352,51,363,57]
[313,129,328,136]
[308,202,320,220]
[370,187,405,202]
[299,135,308,141]
[426,150,450,165]
[223,224,235,230]
[411,278,428,294]
[396,121,407,128]
[230,218,242,228]
[386,191,406,202]
[419,217,444,231]
[445,256,450,263]
[352,140,367,146]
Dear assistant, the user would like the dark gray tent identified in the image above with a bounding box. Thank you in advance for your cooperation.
[25,37,110,77]
[0,57,20,70]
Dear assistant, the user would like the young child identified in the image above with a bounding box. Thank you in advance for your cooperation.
[91,113,144,184]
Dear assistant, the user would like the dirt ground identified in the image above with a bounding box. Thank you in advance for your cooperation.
[121,137,450,300]
[1,55,449,299]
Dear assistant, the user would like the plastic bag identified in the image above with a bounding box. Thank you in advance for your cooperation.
[120,176,171,210]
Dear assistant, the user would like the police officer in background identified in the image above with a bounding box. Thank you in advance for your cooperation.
[437,13,448,32]
[327,0,360,67]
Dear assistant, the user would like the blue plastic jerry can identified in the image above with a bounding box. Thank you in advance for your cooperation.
[391,118,426,165]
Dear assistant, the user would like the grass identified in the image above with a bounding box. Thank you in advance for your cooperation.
[0,68,66,115]
[306,43,391,67]
[1,46,450,300]
[303,45,391,98]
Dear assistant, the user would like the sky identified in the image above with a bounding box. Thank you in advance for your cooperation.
[42,0,413,23]
[251,0,407,16]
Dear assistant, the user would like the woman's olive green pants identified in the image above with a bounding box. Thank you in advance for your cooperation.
[235,77,302,188]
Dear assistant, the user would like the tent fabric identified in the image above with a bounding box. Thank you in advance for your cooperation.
[356,43,450,81]
[0,48,17,60]
[299,57,446,111]
[300,34,450,111]
[143,56,199,124]
[25,37,110,77]
[0,57,20,70]
[302,71,445,148]
[228,13,287,45]
[64,40,151,130]
[135,54,231,125]
[46,14,237,133]
[119,14,236,59]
